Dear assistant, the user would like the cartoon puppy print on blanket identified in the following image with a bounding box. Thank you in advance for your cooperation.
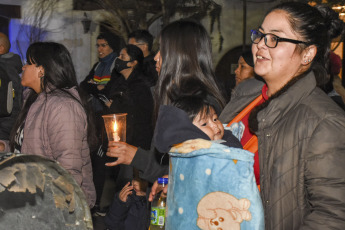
[197,191,252,230]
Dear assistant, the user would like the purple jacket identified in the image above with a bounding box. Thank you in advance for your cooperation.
[1,88,96,207]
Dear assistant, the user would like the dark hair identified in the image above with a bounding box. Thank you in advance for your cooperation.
[97,32,118,52]
[173,95,213,122]
[10,42,97,150]
[267,2,344,86]
[154,20,225,120]
[123,44,144,70]
[128,30,154,51]
[241,50,254,67]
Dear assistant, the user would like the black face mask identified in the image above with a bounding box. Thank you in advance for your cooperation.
[114,58,131,73]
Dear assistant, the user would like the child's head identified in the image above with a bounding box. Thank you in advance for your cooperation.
[173,96,224,140]
[132,169,148,196]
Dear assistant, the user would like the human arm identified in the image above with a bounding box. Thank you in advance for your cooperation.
[106,142,169,183]
[104,186,132,230]
[79,63,102,96]
[47,97,95,207]
[300,116,345,229]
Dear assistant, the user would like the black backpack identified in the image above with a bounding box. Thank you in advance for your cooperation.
[0,65,13,117]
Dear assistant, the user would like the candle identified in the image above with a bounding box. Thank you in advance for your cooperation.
[113,120,120,142]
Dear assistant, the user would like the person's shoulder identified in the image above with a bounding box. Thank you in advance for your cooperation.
[233,77,264,97]
[0,52,22,73]
[299,87,345,122]
[129,71,152,88]
[46,88,81,105]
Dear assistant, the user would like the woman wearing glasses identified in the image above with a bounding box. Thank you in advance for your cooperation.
[220,2,345,229]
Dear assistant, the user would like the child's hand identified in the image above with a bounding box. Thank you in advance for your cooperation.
[119,182,133,202]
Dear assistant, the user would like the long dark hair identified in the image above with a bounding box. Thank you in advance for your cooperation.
[267,2,344,86]
[154,20,225,120]
[10,42,97,150]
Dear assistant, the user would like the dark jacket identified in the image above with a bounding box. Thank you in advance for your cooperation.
[154,105,242,153]
[105,68,154,150]
[220,72,345,229]
[0,52,23,140]
[104,191,150,230]
[142,53,158,87]
[80,55,119,97]
[104,69,154,190]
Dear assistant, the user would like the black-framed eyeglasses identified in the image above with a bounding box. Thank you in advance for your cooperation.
[251,29,307,48]
[96,43,109,48]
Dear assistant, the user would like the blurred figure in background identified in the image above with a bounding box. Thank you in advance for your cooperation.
[234,50,255,86]
[322,51,345,109]
[128,30,158,87]
[0,32,23,140]
[80,32,120,213]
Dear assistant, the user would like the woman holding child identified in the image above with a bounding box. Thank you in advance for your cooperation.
[108,3,345,228]
[106,20,225,182]
[220,2,345,229]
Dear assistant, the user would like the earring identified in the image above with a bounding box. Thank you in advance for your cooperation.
[308,59,311,62]
[304,60,307,63]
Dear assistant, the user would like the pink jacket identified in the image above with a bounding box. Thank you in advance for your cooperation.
[1,88,96,207]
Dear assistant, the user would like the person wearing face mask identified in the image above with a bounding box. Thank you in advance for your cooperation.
[103,44,154,192]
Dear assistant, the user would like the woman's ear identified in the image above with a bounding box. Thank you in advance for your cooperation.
[128,60,138,68]
[38,66,45,78]
[301,45,317,65]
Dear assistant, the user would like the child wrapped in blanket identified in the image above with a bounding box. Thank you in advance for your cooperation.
[154,94,242,154]
[153,90,264,230]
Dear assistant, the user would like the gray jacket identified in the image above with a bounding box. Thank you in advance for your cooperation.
[1,88,96,208]
[220,72,345,229]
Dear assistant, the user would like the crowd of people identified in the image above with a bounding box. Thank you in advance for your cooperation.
[1,1,345,229]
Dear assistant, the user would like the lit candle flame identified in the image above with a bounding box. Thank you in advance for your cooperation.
[112,120,120,142]
[113,120,117,132]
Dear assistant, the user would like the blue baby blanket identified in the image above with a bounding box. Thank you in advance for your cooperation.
[166,139,264,230]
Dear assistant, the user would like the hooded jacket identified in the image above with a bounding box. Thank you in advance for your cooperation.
[220,71,345,229]
[154,105,242,153]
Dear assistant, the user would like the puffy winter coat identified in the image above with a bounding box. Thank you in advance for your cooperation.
[220,72,345,229]
[1,87,96,208]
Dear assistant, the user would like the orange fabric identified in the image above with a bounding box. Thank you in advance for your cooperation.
[227,95,263,127]
[243,135,258,153]
[227,95,262,189]
[226,94,262,153]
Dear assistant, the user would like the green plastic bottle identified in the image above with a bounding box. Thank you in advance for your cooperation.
[150,177,168,229]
